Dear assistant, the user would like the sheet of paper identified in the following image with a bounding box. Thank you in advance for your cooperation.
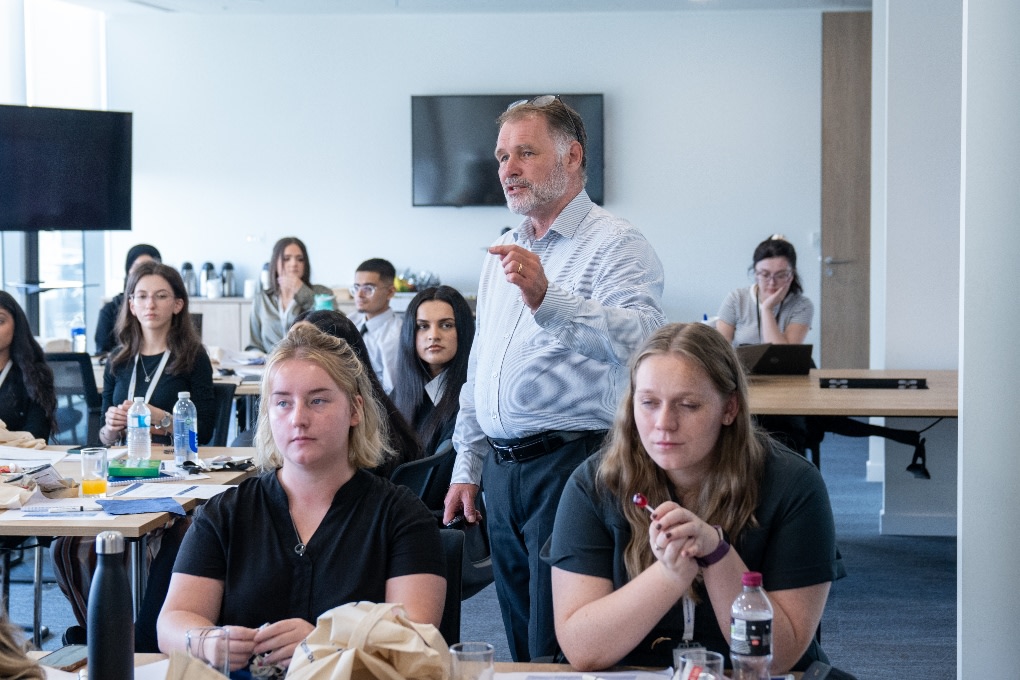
[135,658,170,680]
[0,446,67,466]
[3,507,114,521]
[109,483,234,500]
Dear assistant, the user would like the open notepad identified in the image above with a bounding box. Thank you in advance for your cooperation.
[107,470,191,486]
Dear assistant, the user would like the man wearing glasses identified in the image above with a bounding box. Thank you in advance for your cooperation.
[444,96,665,661]
[348,258,401,394]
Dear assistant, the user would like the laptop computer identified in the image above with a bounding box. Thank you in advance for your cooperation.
[735,343,814,376]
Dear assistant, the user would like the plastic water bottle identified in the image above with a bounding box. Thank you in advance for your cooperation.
[70,314,87,353]
[87,531,134,680]
[730,571,773,680]
[173,391,199,467]
[127,396,151,460]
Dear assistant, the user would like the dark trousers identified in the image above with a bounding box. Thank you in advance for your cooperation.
[482,431,605,661]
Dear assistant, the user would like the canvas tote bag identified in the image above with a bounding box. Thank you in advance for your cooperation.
[285,601,450,680]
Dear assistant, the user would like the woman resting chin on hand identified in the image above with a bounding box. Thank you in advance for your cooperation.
[546,323,845,673]
[157,324,446,672]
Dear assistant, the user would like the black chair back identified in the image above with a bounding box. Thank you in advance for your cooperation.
[438,528,464,645]
[207,382,237,447]
[45,352,102,445]
[389,440,456,512]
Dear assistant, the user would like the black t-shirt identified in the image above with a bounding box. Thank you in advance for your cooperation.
[173,469,445,628]
[103,349,215,445]
[545,445,846,670]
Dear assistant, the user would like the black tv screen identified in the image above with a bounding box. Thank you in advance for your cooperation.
[412,94,604,207]
[0,104,132,231]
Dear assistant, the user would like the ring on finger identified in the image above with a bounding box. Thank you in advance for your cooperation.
[517,262,523,275]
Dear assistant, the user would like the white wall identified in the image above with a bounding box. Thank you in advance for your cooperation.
[104,10,823,335]
[958,0,1020,674]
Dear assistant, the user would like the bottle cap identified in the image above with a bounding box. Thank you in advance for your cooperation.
[95,531,126,555]
[178,392,190,399]
[134,396,144,403]
[742,571,763,587]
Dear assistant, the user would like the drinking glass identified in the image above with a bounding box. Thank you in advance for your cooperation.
[186,626,230,675]
[450,641,494,680]
[79,447,108,498]
[673,648,725,680]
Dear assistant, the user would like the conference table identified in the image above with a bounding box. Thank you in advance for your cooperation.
[0,447,254,623]
[747,368,957,417]
[747,368,958,536]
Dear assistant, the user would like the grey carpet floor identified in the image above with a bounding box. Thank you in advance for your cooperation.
[6,433,956,679]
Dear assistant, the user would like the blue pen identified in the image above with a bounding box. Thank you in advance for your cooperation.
[175,485,199,496]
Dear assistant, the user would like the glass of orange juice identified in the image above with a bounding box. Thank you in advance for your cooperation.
[80,447,108,498]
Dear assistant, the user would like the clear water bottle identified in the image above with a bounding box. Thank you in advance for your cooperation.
[126,396,151,460]
[87,531,134,680]
[730,571,773,680]
[173,391,199,467]
[71,314,87,353]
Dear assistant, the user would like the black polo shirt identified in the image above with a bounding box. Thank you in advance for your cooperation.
[174,468,444,627]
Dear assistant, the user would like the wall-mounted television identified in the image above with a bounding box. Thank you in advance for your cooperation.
[412,94,604,208]
[0,104,132,232]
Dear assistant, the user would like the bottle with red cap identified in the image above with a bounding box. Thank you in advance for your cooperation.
[730,571,773,680]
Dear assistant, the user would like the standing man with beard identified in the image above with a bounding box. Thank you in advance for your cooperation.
[443,96,665,661]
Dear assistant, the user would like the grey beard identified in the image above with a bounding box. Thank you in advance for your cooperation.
[504,159,570,215]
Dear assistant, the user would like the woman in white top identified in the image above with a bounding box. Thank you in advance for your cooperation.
[716,235,812,347]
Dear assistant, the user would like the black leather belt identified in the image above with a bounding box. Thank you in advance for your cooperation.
[487,430,600,464]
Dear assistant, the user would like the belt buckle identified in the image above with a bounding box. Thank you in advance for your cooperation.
[504,443,523,463]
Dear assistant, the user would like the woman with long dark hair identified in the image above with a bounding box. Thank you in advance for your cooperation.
[392,286,474,457]
[0,291,56,441]
[295,310,422,477]
[98,261,214,447]
[248,237,333,353]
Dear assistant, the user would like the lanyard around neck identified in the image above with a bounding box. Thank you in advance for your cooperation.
[128,350,170,404]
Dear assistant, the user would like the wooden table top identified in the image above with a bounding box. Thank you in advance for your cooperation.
[0,447,254,538]
[747,368,958,417]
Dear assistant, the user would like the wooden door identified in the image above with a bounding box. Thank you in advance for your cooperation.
[821,12,872,368]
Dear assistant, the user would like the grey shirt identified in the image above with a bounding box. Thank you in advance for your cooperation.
[717,285,813,347]
[248,283,334,352]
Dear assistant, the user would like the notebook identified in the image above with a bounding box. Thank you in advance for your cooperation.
[735,343,814,376]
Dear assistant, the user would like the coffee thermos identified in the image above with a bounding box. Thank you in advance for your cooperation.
[87,531,133,680]
[199,262,216,297]
[221,262,236,297]
[181,262,198,297]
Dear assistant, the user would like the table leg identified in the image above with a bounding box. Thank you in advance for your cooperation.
[130,535,149,617]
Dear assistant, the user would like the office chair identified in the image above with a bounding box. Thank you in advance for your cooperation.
[207,382,237,447]
[390,441,493,600]
[803,416,928,477]
[45,352,102,446]
[438,529,464,645]
[389,440,456,512]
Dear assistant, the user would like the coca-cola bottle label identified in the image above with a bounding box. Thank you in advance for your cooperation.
[730,617,772,656]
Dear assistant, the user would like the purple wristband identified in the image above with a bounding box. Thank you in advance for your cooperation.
[696,525,730,568]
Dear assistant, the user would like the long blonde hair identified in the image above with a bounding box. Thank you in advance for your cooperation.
[597,322,767,580]
[254,324,392,470]
[0,612,43,679]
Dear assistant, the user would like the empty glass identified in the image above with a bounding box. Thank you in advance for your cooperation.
[673,648,725,680]
[450,641,494,680]
[186,626,230,675]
